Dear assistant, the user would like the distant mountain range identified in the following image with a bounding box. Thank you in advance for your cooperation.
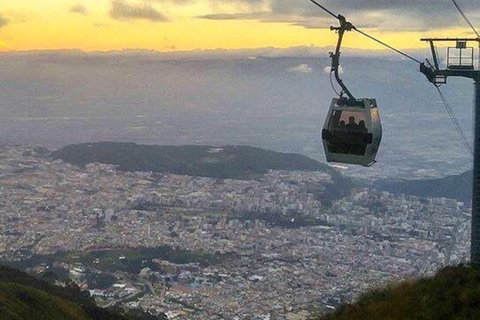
[374,170,472,201]
[0,265,164,320]
[52,142,354,201]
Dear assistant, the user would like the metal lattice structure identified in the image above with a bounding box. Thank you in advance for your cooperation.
[421,38,480,263]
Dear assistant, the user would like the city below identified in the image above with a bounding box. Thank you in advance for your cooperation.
[0,145,470,320]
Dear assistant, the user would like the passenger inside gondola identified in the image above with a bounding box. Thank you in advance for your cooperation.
[345,116,358,131]
[358,120,367,133]
[326,110,370,155]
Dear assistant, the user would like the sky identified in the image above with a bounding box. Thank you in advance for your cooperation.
[0,54,473,179]
[0,0,479,52]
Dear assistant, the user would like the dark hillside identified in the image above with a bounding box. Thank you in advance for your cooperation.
[52,142,354,200]
[0,265,165,320]
[375,170,472,201]
[319,265,480,320]
[53,142,331,178]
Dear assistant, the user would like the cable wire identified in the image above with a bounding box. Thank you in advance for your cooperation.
[353,28,423,64]
[451,0,480,38]
[307,0,423,65]
[307,0,338,19]
[435,85,474,155]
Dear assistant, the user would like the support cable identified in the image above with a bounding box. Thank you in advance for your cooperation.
[307,0,422,65]
[307,0,338,19]
[435,86,474,155]
[451,0,480,38]
[353,28,423,64]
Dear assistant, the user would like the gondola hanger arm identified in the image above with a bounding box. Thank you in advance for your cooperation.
[329,15,357,104]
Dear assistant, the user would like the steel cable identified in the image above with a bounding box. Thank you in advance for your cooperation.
[451,0,480,38]
[435,86,474,155]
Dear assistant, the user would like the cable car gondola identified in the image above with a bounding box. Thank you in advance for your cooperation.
[320,15,382,166]
[322,98,381,166]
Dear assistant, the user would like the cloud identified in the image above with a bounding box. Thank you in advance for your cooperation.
[71,4,88,15]
[200,12,264,20]
[0,14,9,28]
[288,64,313,74]
[196,0,480,31]
[110,0,167,22]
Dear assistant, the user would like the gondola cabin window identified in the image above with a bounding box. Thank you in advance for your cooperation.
[327,110,371,156]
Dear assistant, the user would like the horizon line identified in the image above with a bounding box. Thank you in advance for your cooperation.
[0,45,428,58]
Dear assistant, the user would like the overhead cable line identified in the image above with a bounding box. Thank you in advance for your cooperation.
[352,28,423,64]
[426,0,476,155]
[435,85,474,154]
[307,0,338,19]
[307,0,422,65]
[451,0,480,38]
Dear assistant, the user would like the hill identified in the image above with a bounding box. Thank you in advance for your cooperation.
[53,142,334,178]
[0,265,164,320]
[52,142,354,201]
[374,170,472,201]
[318,265,480,320]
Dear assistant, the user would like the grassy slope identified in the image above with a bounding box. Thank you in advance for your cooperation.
[0,265,157,320]
[319,265,480,320]
[0,282,90,320]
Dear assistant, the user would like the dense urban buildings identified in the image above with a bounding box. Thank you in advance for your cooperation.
[0,146,470,320]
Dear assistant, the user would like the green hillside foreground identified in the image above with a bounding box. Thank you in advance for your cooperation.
[318,265,480,320]
[0,265,164,320]
[0,282,90,320]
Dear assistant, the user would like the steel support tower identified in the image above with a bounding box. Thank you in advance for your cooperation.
[420,38,480,263]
